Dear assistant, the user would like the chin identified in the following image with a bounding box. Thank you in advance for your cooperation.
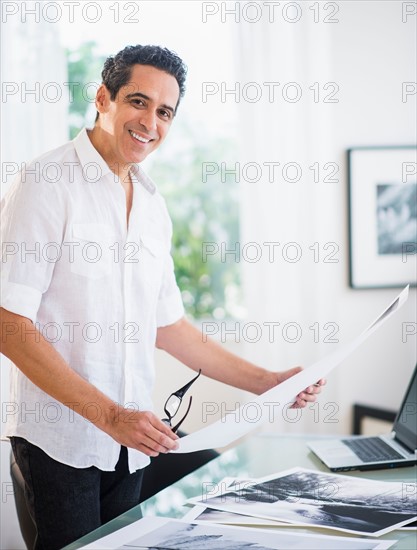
[124,151,147,164]
[133,154,148,164]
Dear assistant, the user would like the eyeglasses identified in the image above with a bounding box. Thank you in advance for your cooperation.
[161,369,201,433]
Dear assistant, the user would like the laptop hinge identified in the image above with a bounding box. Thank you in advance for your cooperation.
[392,431,415,454]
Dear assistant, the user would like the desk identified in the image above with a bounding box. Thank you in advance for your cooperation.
[65,434,417,550]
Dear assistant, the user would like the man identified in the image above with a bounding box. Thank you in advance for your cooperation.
[1,45,324,549]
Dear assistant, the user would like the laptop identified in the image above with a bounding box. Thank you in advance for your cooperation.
[308,365,417,471]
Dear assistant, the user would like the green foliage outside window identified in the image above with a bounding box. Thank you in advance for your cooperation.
[147,120,241,319]
[66,43,241,319]
[66,41,105,140]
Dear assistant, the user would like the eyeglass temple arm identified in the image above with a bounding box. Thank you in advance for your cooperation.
[173,369,201,399]
[172,396,193,434]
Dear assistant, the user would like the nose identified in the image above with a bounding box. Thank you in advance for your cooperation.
[138,109,157,133]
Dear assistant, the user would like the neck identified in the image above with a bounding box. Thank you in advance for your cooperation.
[87,127,132,183]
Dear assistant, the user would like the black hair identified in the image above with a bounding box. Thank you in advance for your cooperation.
[95,44,187,121]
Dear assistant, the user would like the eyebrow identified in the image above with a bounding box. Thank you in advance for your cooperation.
[124,92,175,115]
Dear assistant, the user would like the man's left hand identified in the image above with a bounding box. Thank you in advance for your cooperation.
[274,366,326,408]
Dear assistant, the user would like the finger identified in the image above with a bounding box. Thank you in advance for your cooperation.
[143,412,179,441]
[292,398,305,408]
[291,394,308,408]
[153,418,180,440]
[136,442,161,457]
[300,390,318,403]
[310,380,326,395]
[130,414,179,453]
[147,424,180,452]
[138,431,177,454]
[304,383,323,395]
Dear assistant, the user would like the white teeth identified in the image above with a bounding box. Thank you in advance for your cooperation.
[130,130,150,143]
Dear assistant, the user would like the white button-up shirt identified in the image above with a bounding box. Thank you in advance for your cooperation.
[1,129,184,472]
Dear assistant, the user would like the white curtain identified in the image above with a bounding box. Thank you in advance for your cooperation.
[1,3,68,190]
[233,15,340,434]
[233,2,416,435]
[1,8,68,549]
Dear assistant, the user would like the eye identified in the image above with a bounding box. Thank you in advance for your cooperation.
[158,109,172,120]
[131,99,145,107]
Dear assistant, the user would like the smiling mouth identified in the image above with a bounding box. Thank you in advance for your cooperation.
[129,130,152,144]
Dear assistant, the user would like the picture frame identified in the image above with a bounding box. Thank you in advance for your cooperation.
[348,145,417,289]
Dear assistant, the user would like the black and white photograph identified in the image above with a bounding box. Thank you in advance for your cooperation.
[183,477,297,527]
[192,468,417,536]
[183,477,295,526]
[377,183,417,255]
[116,518,396,550]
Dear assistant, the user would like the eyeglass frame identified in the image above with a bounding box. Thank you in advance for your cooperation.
[161,369,201,434]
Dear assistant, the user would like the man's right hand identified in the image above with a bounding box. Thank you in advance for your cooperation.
[105,407,179,457]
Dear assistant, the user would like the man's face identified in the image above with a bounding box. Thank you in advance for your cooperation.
[96,64,180,166]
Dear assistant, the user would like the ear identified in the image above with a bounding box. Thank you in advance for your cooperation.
[95,84,111,115]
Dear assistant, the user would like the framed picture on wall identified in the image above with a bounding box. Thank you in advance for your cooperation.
[348,146,417,289]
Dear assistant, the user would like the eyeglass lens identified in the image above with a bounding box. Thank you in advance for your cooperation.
[164,395,181,418]
[171,396,193,434]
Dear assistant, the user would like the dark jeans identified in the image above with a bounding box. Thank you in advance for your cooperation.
[10,437,144,550]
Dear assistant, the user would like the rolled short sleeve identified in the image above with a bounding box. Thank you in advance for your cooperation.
[156,252,184,327]
[1,168,66,323]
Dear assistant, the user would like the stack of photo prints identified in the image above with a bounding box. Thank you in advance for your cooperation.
[81,467,416,549]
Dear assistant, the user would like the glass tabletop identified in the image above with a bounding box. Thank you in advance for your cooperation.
[64,433,417,549]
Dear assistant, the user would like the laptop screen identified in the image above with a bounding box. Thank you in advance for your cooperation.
[393,365,417,452]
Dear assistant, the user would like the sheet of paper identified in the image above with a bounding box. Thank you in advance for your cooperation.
[189,466,417,537]
[79,516,397,549]
[183,504,298,527]
[173,286,409,453]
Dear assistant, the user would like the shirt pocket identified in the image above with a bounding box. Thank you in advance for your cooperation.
[140,235,165,257]
[70,223,117,280]
[138,234,166,290]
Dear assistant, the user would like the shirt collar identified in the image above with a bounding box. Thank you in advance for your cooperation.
[73,128,112,178]
[130,163,156,195]
[73,128,156,195]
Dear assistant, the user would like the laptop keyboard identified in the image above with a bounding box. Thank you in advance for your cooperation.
[342,437,404,462]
